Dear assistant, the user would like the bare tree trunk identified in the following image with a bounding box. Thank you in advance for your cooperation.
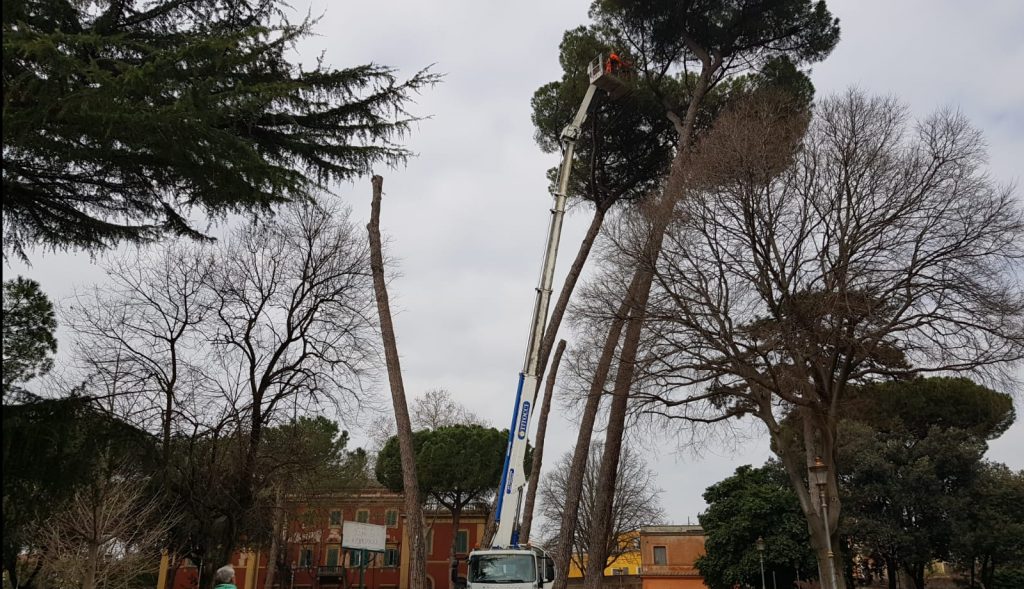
[580,62,718,589]
[519,339,567,542]
[368,175,428,589]
[535,207,607,391]
[481,503,497,549]
[482,206,609,549]
[551,283,634,589]
[886,557,897,589]
[263,487,285,589]
[519,203,607,529]
[449,505,463,566]
[582,229,663,589]
[770,412,846,589]
[83,541,99,589]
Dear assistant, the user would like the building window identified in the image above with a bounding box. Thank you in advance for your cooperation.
[300,510,316,527]
[330,510,342,527]
[326,545,341,567]
[386,509,399,527]
[299,545,315,568]
[384,547,400,567]
[425,529,434,557]
[652,546,667,566]
[350,550,364,567]
[455,530,469,554]
[356,509,370,523]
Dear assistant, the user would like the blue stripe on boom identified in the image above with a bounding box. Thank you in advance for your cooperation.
[494,373,526,524]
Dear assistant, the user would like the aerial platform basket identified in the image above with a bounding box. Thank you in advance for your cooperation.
[587,54,632,100]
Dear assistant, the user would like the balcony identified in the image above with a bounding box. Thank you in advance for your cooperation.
[318,566,345,578]
[639,565,702,577]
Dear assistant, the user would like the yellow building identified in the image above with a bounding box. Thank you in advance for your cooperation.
[567,531,643,577]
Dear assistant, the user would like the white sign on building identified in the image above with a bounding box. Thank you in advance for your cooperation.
[342,521,386,552]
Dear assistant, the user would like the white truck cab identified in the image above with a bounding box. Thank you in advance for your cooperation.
[456,548,554,589]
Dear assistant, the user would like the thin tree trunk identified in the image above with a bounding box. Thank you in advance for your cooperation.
[580,60,718,589]
[369,175,428,589]
[582,225,663,589]
[482,502,497,549]
[84,540,99,589]
[263,486,285,589]
[534,206,607,392]
[551,281,635,589]
[4,555,18,589]
[519,339,567,542]
[885,557,897,589]
[518,202,607,538]
[482,205,609,550]
[449,505,463,565]
[981,556,995,589]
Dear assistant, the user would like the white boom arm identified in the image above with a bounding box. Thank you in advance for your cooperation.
[492,80,601,549]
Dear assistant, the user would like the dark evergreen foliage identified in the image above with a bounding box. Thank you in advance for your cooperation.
[2,0,437,255]
[1,396,159,588]
[1,276,58,398]
[696,462,816,589]
[838,378,1017,589]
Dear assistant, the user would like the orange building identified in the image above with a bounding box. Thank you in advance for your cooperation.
[157,487,488,589]
[638,526,708,589]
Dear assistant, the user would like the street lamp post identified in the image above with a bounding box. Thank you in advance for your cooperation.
[756,536,767,589]
[809,456,839,589]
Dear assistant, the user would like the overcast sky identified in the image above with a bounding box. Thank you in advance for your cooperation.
[7,0,1024,525]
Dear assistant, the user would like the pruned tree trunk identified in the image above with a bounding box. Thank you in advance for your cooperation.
[519,339,567,542]
[520,203,607,532]
[481,503,497,549]
[483,206,609,549]
[368,175,428,589]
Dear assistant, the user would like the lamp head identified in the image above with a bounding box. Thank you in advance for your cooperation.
[809,456,828,489]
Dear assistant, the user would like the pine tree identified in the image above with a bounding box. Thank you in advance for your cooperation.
[3,0,437,256]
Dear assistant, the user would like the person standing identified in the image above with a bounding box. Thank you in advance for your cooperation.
[213,565,238,589]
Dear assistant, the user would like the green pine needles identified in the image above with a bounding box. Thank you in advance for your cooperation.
[2,0,438,256]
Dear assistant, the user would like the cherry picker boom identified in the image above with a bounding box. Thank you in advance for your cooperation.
[456,55,630,589]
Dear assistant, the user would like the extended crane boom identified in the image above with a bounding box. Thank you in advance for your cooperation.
[492,80,597,548]
[457,55,629,589]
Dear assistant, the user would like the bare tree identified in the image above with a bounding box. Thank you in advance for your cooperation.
[211,202,377,509]
[67,199,379,587]
[411,388,486,429]
[368,175,429,589]
[552,7,839,584]
[66,244,215,474]
[39,461,178,589]
[538,443,663,577]
[637,90,1024,585]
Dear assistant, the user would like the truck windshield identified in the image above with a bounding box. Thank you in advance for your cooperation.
[468,554,537,584]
